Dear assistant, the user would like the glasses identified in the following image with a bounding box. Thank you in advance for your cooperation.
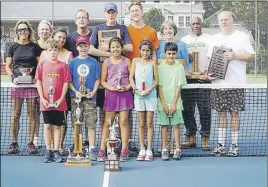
[76,17,88,20]
[16,28,29,33]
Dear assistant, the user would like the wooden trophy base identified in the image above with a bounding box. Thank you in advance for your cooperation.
[104,154,121,172]
[65,155,92,167]
[187,72,205,79]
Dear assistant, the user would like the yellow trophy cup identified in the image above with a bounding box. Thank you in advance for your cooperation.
[65,97,92,167]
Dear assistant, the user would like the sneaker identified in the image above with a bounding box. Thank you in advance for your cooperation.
[145,150,153,161]
[27,142,37,154]
[97,149,106,162]
[228,144,238,157]
[89,148,97,161]
[161,150,169,161]
[53,150,63,163]
[173,149,181,160]
[136,149,146,161]
[33,137,41,148]
[42,150,53,163]
[8,142,19,154]
[212,143,227,156]
[128,141,138,153]
[120,149,129,162]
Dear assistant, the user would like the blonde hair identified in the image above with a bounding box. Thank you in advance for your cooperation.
[37,20,53,35]
[14,20,35,41]
[75,9,90,19]
[46,39,60,50]
[129,1,143,10]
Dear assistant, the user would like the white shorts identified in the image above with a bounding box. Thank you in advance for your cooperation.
[134,97,157,112]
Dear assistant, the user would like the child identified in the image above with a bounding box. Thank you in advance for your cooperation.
[68,35,100,161]
[129,40,158,161]
[97,37,133,162]
[158,42,186,161]
[35,39,71,163]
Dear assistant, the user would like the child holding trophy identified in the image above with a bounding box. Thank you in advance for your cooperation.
[68,35,100,161]
[129,40,158,161]
[97,37,133,162]
[35,39,71,163]
[157,42,186,161]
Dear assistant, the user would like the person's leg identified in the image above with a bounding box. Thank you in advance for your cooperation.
[161,126,169,160]
[26,98,37,154]
[34,97,41,148]
[145,111,154,161]
[173,125,181,160]
[42,122,53,163]
[97,111,116,161]
[119,110,130,161]
[136,111,146,160]
[9,98,23,154]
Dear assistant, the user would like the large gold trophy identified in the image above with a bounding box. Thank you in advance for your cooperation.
[65,97,92,167]
[187,49,205,79]
[104,114,121,172]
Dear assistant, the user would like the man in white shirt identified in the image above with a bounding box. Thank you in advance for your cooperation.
[207,11,255,156]
[180,17,211,151]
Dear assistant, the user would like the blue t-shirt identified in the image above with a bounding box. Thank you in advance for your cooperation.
[90,23,132,50]
[157,40,190,71]
[67,31,92,57]
[68,56,100,99]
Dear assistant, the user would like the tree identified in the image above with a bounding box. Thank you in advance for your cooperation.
[143,8,165,33]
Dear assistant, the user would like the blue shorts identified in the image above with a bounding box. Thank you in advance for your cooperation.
[134,97,157,112]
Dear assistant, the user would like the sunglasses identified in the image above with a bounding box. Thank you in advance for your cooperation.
[16,28,29,33]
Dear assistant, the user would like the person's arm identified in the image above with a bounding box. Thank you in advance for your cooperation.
[39,51,45,62]
[225,52,255,61]
[129,58,137,90]
[123,58,132,91]
[144,60,158,95]
[171,85,182,114]
[101,59,116,91]
[123,44,133,52]
[88,44,111,57]
[68,53,73,63]
[158,85,169,114]
[5,57,15,81]
[36,80,49,107]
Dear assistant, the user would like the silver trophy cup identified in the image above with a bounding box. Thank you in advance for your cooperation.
[17,68,33,84]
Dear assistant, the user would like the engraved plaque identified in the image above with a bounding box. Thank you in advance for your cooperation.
[98,29,120,64]
[208,46,232,79]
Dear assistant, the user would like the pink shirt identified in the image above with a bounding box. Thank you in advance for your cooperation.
[35,60,71,111]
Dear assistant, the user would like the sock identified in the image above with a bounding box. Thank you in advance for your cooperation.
[218,128,227,146]
[89,146,95,150]
[147,147,152,152]
[176,147,181,151]
[231,131,239,145]
[140,146,145,150]
[162,148,168,152]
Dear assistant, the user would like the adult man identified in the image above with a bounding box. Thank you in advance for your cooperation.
[88,2,133,160]
[181,17,211,151]
[67,9,92,57]
[208,11,255,156]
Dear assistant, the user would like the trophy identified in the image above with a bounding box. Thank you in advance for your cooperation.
[65,97,92,167]
[187,50,205,79]
[167,105,173,118]
[98,29,120,64]
[47,77,57,108]
[104,114,121,172]
[208,46,231,79]
[77,64,91,98]
[115,69,123,90]
[17,67,33,84]
[137,68,147,96]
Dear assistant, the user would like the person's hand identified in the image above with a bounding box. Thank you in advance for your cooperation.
[224,51,235,60]
[99,42,109,52]
[162,103,169,115]
[41,98,49,108]
[142,89,152,96]
[54,98,63,108]
[171,103,176,114]
[86,91,95,98]
[13,78,19,85]
[32,79,37,84]
[75,91,82,99]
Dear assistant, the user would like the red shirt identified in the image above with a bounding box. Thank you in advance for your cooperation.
[35,60,71,111]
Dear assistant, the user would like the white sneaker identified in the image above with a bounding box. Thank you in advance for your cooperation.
[33,137,41,148]
[145,150,153,161]
[136,149,146,161]
[228,144,238,157]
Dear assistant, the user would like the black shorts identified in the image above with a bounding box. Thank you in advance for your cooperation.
[96,89,105,109]
[42,110,66,126]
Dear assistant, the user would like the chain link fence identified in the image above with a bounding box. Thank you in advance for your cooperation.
[1,1,267,75]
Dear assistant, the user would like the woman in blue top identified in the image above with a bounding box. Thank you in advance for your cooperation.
[157,20,190,72]
[129,40,158,161]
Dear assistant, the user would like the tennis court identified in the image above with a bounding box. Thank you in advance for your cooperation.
[1,83,267,187]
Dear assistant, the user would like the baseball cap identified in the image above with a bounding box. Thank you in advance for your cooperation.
[76,35,90,46]
[104,3,117,12]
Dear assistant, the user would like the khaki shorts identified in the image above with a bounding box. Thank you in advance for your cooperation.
[71,98,97,129]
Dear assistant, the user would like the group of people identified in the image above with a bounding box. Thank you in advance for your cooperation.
[5,1,255,163]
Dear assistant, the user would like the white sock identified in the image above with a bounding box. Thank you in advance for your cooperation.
[218,128,227,146]
[231,131,239,145]
[162,148,168,152]
[89,146,95,150]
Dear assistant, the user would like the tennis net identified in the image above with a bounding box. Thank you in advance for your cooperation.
[0,82,267,156]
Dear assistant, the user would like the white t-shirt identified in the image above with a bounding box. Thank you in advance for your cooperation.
[181,33,211,72]
[207,30,255,84]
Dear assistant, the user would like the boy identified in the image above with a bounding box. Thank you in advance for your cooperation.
[157,42,187,160]
[35,39,71,163]
[68,35,100,161]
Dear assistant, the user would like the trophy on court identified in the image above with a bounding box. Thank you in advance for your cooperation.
[98,29,120,64]
[208,46,231,79]
[17,67,33,84]
[47,77,57,108]
[65,97,92,167]
[104,114,121,172]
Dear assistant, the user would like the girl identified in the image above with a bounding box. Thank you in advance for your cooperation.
[129,40,158,161]
[97,37,133,162]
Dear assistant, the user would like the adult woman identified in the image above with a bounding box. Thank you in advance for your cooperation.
[39,27,73,153]
[157,20,190,71]
[5,20,41,154]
